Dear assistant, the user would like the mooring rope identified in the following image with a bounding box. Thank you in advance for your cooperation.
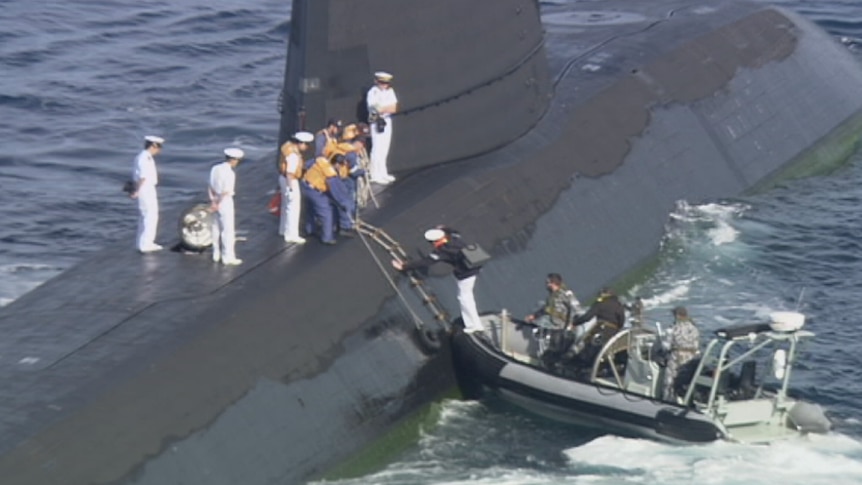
[354,218,432,331]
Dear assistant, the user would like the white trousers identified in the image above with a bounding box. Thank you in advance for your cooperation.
[457,275,483,332]
[278,176,302,238]
[136,186,158,250]
[369,119,393,181]
[211,198,236,261]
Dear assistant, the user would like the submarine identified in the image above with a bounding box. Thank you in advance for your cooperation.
[2,0,862,484]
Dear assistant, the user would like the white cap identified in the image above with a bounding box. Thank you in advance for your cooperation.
[374,71,393,82]
[144,135,165,144]
[224,147,245,159]
[293,131,314,143]
[424,228,445,242]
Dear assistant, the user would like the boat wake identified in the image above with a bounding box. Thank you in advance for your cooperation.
[565,433,862,485]
[313,399,862,485]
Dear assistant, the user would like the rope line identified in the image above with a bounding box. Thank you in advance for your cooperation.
[354,219,450,332]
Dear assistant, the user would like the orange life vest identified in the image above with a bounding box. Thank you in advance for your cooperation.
[318,129,339,159]
[303,156,337,192]
[278,142,303,178]
[332,142,356,156]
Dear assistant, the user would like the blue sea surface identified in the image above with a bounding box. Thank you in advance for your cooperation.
[2,0,862,484]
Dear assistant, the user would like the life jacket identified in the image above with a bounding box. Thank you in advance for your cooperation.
[278,142,303,178]
[318,129,339,158]
[303,156,337,192]
[333,141,356,156]
[303,156,317,171]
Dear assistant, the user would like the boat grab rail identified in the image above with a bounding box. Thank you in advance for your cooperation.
[590,329,632,386]
[681,329,814,411]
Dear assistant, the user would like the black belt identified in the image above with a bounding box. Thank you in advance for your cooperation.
[302,181,325,193]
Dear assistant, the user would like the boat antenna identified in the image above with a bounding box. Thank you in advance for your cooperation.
[795,287,806,311]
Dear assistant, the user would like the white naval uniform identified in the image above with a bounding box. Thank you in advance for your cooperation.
[133,149,159,251]
[366,85,398,182]
[209,161,237,262]
[278,151,303,241]
[456,275,483,332]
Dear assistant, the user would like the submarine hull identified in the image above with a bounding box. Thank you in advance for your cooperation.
[2,0,862,484]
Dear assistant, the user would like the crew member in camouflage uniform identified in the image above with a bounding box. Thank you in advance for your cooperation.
[571,287,626,363]
[663,306,701,402]
[525,273,577,329]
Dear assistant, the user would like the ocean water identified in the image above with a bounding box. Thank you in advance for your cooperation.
[2,1,862,484]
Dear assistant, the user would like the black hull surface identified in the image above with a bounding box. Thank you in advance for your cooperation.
[451,331,723,444]
[2,0,862,483]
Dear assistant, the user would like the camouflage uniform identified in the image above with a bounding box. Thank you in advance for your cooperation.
[663,317,700,401]
[533,284,575,329]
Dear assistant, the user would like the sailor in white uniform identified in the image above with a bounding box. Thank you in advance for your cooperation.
[131,135,164,253]
[366,71,398,184]
[278,131,314,244]
[209,148,244,266]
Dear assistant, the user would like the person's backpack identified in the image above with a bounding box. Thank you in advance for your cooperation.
[460,243,491,269]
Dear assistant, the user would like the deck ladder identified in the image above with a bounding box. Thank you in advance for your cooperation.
[355,220,451,328]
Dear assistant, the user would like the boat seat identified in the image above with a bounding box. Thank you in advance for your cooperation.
[688,365,730,404]
[734,361,757,399]
[721,399,775,427]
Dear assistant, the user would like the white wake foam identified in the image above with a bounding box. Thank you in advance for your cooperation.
[564,433,862,485]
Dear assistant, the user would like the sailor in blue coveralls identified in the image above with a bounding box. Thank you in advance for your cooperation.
[301,155,353,244]
[330,154,358,235]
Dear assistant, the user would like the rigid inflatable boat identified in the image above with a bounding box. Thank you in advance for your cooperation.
[452,310,831,443]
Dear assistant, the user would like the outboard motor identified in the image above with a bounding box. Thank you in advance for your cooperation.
[787,401,832,434]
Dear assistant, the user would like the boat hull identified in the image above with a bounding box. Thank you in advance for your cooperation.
[452,330,724,443]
